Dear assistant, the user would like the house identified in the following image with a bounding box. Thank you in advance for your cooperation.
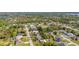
[66,33,75,37]
[59,43,65,46]
[76,37,79,40]
[15,33,23,45]
[56,37,61,42]
[30,25,38,33]
[40,39,47,43]
[64,32,76,40]
[47,39,51,42]
[16,33,23,40]
[59,30,67,33]
[59,30,76,37]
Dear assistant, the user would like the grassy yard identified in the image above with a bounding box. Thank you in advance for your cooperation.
[71,40,79,44]
[21,36,29,42]
[0,39,11,46]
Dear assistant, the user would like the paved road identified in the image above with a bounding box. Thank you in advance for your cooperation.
[61,35,78,46]
[25,25,34,46]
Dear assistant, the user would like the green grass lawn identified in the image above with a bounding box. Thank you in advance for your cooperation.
[68,44,76,46]
[61,39,70,43]
[21,36,29,42]
[0,39,10,46]
[16,43,30,46]
[71,40,79,44]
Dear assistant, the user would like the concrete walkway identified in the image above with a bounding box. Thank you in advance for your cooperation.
[25,25,34,46]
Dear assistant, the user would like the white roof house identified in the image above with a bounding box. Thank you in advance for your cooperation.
[16,34,23,40]
[30,25,38,33]
[66,33,75,37]
[77,37,79,40]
